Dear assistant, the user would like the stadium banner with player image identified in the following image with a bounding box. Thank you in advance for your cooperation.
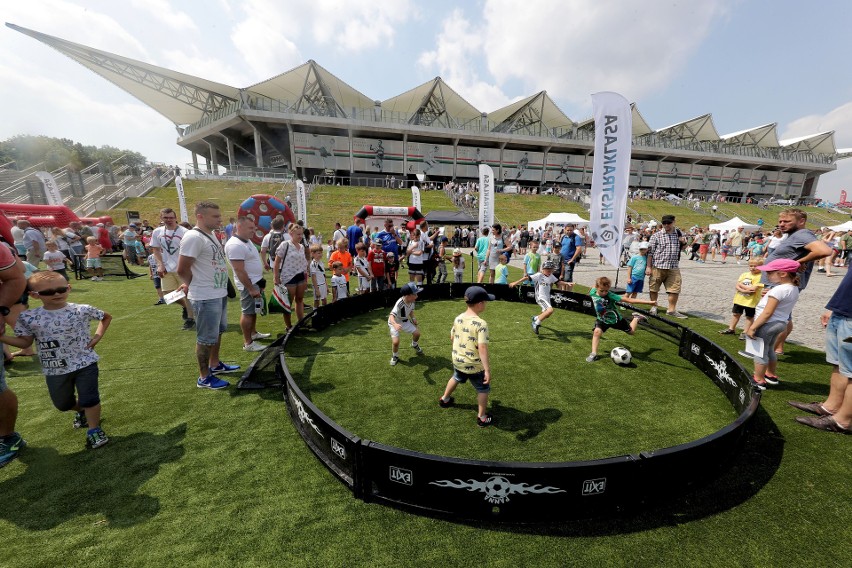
[352,137,404,174]
[545,153,585,184]
[501,149,545,182]
[456,146,501,179]
[295,179,307,223]
[411,185,422,211]
[629,159,658,188]
[174,175,189,223]
[478,164,495,231]
[588,91,632,268]
[406,142,454,177]
[34,171,64,205]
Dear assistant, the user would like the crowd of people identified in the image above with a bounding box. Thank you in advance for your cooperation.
[1,202,850,469]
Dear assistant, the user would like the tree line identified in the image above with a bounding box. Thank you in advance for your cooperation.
[0,134,148,173]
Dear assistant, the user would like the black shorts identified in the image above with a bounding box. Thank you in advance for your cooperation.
[732,303,756,317]
[593,318,632,334]
[286,273,306,286]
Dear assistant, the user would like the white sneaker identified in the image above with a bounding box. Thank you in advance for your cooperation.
[251,332,271,340]
[390,355,399,366]
[649,306,658,316]
[243,341,265,352]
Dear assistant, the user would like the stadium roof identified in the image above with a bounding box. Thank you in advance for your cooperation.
[488,91,573,135]
[779,131,837,155]
[382,77,481,127]
[720,123,780,148]
[656,114,720,142]
[247,60,374,118]
[5,23,241,125]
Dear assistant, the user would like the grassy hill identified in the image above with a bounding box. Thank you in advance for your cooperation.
[98,180,850,234]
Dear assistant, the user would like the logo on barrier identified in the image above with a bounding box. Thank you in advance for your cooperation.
[390,466,413,485]
[552,294,578,306]
[430,476,566,505]
[293,396,324,438]
[331,438,346,459]
[691,343,701,356]
[704,355,737,388]
[582,478,607,496]
[739,388,746,404]
[526,291,535,301]
[582,300,593,308]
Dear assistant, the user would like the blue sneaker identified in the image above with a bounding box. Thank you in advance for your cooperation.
[85,428,109,450]
[197,374,230,389]
[0,432,27,468]
[210,362,240,374]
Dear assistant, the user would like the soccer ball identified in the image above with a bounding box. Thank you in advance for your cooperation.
[611,347,632,365]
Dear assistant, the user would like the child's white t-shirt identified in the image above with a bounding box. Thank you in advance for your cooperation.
[15,303,105,375]
[330,274,348,299]
[310,260,327,292]
[354,256,370,288]
[755,283,799,324]
[390,297,416,322]
[43,250,66,271]
[530,272,559,302]
[453,257,466,272]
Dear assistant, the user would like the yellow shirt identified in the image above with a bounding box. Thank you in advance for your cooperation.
[733,271,763,308]
[451,313,489,373]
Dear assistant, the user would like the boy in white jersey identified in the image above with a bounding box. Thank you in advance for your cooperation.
[309,244,327,307]
[353,242,372,295]
[388,283,423,366]
[330,262,348,302]
[509,260,559,335]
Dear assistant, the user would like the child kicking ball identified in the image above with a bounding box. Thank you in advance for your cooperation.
[586,276,656,363]
[388,283,424,366]
[509,260,559,335]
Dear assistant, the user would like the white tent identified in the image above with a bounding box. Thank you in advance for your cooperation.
[528,212,589,233]
[708,216,760,232]
[829,220,852,231]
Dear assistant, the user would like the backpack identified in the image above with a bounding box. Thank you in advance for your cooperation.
[267,231,286,266]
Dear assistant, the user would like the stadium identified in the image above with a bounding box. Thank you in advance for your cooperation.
[7,22,850,203]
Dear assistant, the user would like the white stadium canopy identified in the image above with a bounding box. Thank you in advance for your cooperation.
[708,217,760,232]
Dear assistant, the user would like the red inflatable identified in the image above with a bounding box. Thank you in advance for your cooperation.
[0,203,113,244]
[237,194,296,245]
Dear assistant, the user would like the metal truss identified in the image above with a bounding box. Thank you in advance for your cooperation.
[295,62,347,118]
[492,94,545,136]
[409,81,451,128]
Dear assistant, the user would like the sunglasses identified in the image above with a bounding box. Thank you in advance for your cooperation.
[32,286,70,296]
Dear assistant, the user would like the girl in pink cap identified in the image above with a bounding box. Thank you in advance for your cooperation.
[746,258,801,390]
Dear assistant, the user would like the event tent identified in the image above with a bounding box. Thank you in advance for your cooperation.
[528,212,589,233]
[828,220,852,231]
[708,217,760,232]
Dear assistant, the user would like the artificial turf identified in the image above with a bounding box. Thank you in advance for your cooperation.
[1,272,850,567]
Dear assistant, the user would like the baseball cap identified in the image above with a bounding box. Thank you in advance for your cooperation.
[464,286,495,304]
[638,242,650,249]
[400,283,421,296]
[542,260,556,270]
[129,223,137,227]
[452,248,462,256]
[756,258,800,273]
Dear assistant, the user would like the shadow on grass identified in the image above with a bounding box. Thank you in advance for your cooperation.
[0,423,187,530]
[491,400,562,441]
[396,353,453,385]
[469,405,785,535]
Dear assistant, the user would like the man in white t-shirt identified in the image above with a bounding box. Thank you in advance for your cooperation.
[149,208,194,330]
[177,201,239,390]
[225,217,270,352]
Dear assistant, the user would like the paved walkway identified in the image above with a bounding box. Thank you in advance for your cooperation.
[487,250,844,352]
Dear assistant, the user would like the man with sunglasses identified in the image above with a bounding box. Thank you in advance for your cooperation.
[150,208,195,330]
[0,244,27,467]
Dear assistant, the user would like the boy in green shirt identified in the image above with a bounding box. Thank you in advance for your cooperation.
[586,276,657,363]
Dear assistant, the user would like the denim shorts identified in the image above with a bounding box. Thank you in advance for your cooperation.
[191,296,228,345]
[45,362,100,411]
[625,279,644,294]
[239,287,259,315]
[826,314,852,378]
[452,369,490,394]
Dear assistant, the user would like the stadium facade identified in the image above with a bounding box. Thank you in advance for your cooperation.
[10,23,849,201]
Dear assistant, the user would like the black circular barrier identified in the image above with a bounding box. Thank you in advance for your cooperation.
[240,283,761,522]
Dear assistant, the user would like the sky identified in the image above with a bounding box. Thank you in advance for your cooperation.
[2,0,852,202]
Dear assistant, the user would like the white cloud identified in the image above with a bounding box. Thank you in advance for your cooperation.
[782,102,852,202]
[129,0,198,33]
[417,9,514,112]
[481,0,729,108]
[230,0,415,81]
[160,47,249,87]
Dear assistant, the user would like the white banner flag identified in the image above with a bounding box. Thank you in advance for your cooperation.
[296,179,307,223]
[174,175,189,223]
[478,164,495,231]
[411,185,421,211]
[34,171,63,206]
[589,92,632,268]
